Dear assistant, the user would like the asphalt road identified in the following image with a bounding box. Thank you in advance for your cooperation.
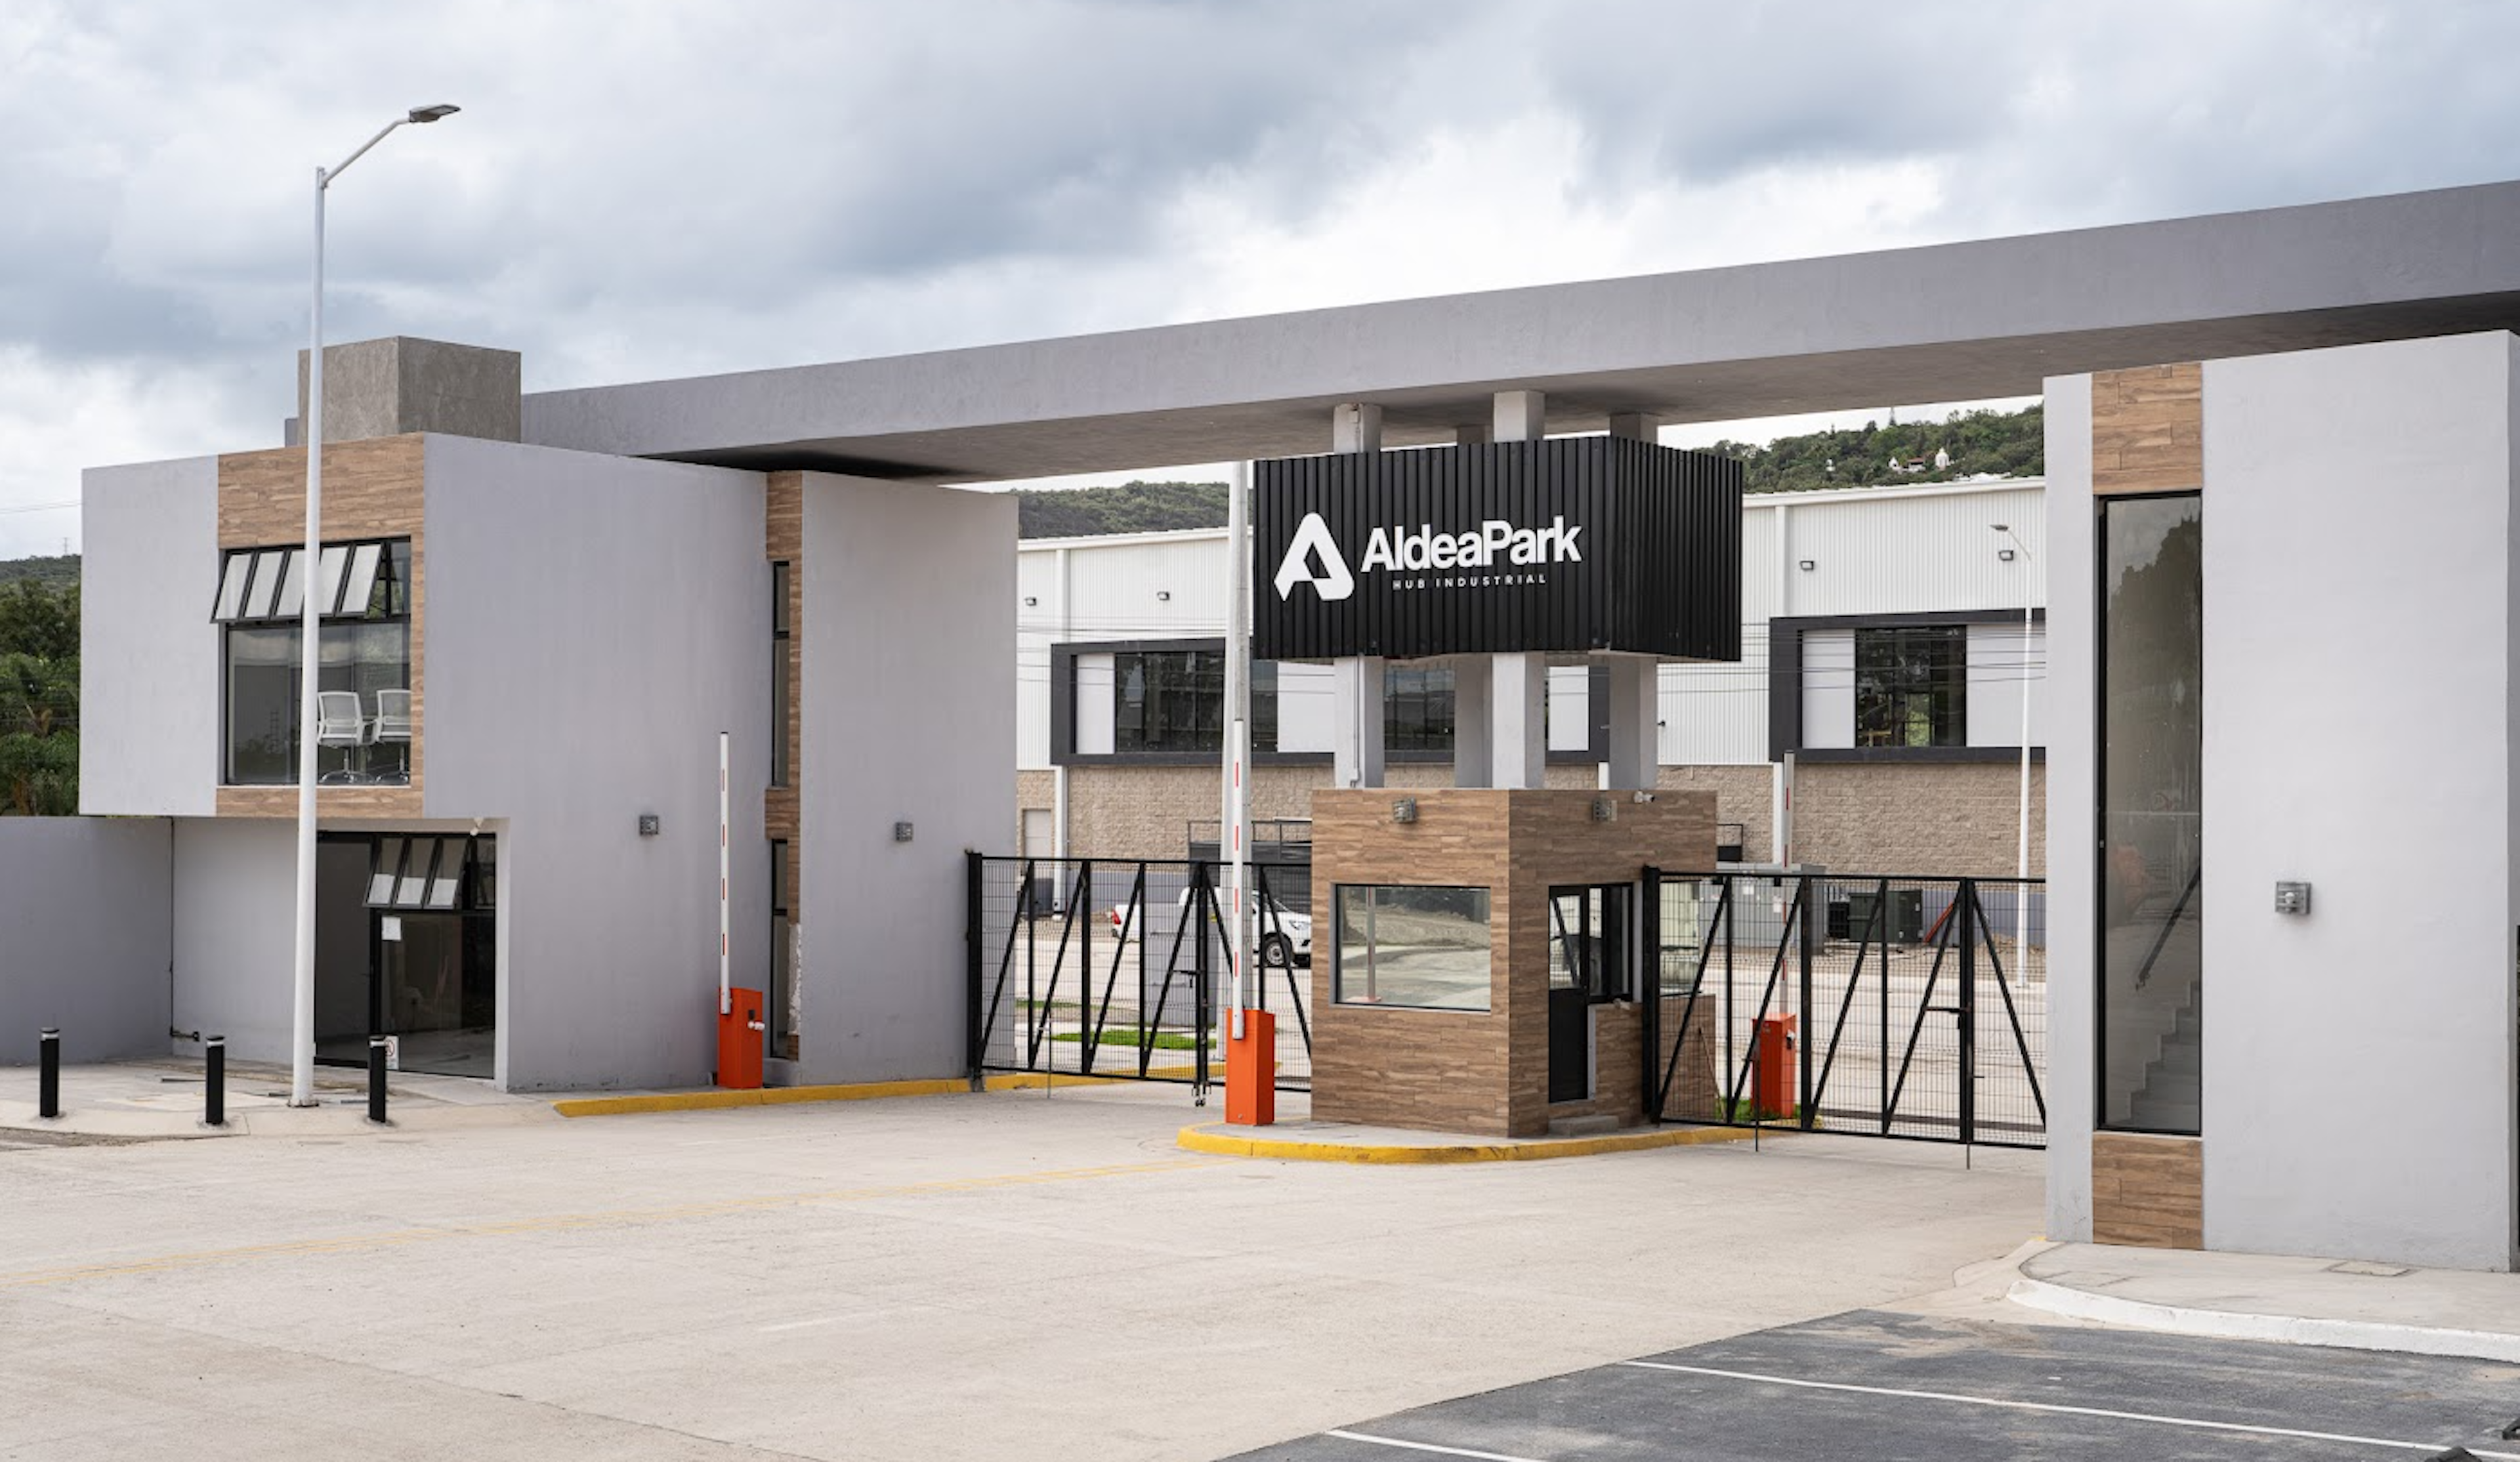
[1229,1308,2520,1461]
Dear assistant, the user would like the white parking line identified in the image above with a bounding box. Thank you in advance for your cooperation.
[1324,1431,1549,1462]
[1617,1360,2520,1459]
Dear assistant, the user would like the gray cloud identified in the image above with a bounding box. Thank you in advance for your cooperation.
[3,0,2520,537]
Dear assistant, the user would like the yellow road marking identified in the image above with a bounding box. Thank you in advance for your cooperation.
[1177,1122,1769,1164]
[552,1071,1118,1117]
[1,1156,1227,1290]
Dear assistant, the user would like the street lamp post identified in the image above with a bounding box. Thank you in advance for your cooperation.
[290,104,460,1108]
[1990,522,2036,989]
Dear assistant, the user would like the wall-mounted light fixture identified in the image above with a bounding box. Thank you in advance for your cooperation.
[1996,548,2017,562]
[1023,595,1039,607]
[893,821,915,843]
[1391,797,1418,824]
[1798,559,1816,572]
[1155,590,1172,601]
[637,814,661,837]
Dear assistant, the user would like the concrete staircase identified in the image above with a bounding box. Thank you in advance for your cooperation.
[2123,1002,2201,1131]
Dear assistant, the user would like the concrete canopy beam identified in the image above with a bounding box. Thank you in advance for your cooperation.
[518,183,2520,482]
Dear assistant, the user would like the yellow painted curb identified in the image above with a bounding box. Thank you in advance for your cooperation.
[1176,1121,1773,1165]
[553,1072,1115,1118]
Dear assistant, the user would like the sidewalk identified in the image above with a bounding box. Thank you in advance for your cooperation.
[0,1056,558,1139]
[2008,1240,2520,1363]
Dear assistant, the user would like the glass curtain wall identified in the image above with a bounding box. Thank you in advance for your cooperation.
[2098,495,2204,1134]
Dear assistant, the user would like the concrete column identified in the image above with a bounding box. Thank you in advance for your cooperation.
[1333,656,1387,788]
[1490,651,1546,789]
[1450,655,1493,787]
[1332,402,1387,787]
[1333,402,1384,454]
[1486,389,1549,789]
[1604,655,1658,790]
[1607,410,1661,442]
[1492,390,1545,444]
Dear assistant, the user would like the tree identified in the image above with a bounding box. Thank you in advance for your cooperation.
[0,579,77,815]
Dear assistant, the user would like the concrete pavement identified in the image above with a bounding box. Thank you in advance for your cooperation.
[1,1079,2039,1461]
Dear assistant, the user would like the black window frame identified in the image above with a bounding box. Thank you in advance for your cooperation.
[217,537,413,787]
[1853,623,1967,749]
[1766,609,2048,765]
[2094,490,2204,1138]
[771,560,792,789]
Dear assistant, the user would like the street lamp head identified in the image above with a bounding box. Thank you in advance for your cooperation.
[407,104,461,124]
[1988,523,2009,532]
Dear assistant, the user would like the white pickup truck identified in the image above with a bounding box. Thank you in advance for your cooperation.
[1110,888,1312,968]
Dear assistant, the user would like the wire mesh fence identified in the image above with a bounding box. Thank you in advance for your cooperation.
[967,854,1314,1089]
[1645,870,2047,1148]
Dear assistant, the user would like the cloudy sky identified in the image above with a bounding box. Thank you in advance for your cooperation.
[7,1,2520,557]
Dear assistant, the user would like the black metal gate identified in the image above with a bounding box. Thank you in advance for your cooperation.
[965,853,1314,1090]
[1642,869,2048,1148]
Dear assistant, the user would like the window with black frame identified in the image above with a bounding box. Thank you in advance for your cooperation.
[770,839,797,1060]
[1385,663,1454,750]
[1547,884,1633,1001]
[2098,493,2203,1135]
[771,562,792,787]
[1114,648,1225,753]
[1853,625,1965,748]
[214,538,413,785]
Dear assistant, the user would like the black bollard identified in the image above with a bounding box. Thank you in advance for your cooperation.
[204,1037,225,1127]
[37,1028,60,1119]
[368,1036,389,1125]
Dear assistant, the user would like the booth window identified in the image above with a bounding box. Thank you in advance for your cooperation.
[1853,625,1965,747]
[771,561,792,787]
[1334,885,1491,1011]
[215,537,412,785]
[1547,884,1632,1002]
[1385,664,1454,750]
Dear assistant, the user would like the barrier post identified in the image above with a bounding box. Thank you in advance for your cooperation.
[205,1037,226,1127]
[368,1035,389,1125]
[38,1028,60,1119]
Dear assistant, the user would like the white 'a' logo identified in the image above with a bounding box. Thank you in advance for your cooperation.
[1273,512,1354,602]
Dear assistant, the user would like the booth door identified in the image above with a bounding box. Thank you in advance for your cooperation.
[1547,889,1593,1102]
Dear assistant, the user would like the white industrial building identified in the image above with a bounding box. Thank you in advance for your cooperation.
[1016,474,2048,879]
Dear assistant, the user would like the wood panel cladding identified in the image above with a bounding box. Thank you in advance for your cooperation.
[1310,787,1715,1137]
[2091,1132,2204,1249]
[2091,363,2202,495]
[215,435,425,814]
[217,436,425,547]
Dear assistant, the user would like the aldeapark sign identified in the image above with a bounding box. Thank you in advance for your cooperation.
[1252,436,1743,661]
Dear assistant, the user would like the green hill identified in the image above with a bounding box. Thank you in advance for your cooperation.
[1006,404,2044,537]
[0,554,78,589]
[1706,404,2043,494]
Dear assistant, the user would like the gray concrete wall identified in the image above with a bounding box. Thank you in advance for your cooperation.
[797,475,1015,1083]
[297,337,522,444]
[2198,333,2518,1270]
[81,454,219,817]
[0,818,171,1059]
[421,435,768,1091]
[169,818,294,1063]
[2040,375,2099,1245]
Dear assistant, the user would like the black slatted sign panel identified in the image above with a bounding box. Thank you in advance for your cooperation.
[1253,436,1742,661]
